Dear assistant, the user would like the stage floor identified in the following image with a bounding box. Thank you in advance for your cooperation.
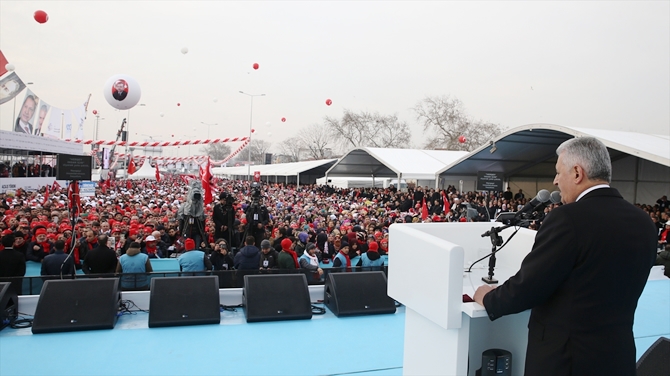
[1,276,668,376]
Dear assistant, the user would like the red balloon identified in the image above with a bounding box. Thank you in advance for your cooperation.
[326,99,332,106]
[281,117,286,122]
[92,110,98,115]
[34,10,48,24]
[177,103,180,106]
[253,63,259,70]
[458,135,466,143]
[251,128,255,133]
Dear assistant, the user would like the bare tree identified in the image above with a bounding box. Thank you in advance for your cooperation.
[323,109,412,151]
[200,143,232,160]
[277,137,302,162]
[247,139,272,164]
[298,123,332,160]
[413,95,503,151]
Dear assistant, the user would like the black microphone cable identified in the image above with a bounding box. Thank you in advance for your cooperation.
[466,226,521,273]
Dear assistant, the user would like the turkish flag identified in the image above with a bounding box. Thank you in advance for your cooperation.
[253,171,261,182]
[42,185,50,206]
[52,180,61,191]
[0,50,8,77]
[154,162,161,182]
[441,190,449,214]
[127,159,137,175]
[202,158,213,205]
[421,197,428,221]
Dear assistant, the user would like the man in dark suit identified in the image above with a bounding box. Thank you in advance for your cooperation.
[0,233,26,296]
[474,137,657,376]
[82,234,118,275]
[112,80,127,101]
[14,94,36,134]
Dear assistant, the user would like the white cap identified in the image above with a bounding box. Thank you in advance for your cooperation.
[145,235,156,241]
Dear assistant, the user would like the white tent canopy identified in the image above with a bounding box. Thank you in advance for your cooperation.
[324,147,469,182]
[127,159,157,180]
[212,159,337,185]
[436,123,670,204]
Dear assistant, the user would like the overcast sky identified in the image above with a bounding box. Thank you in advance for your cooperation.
[1,1,668,157]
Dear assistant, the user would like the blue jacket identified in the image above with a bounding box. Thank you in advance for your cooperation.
[361,252,384,267]
[333,252,348,268]
[178,250,210,272]
[119,249,150,288]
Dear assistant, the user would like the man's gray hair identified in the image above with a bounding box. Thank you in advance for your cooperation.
[556,137,611,183]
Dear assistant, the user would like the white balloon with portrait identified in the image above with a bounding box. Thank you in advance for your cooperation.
[103,74,142,110]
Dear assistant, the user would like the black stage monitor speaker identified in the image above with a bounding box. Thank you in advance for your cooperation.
[636,336,670,376]
[243,274,312,323]
[324,271,396,317]
[32,278,120,334]
[148,276,221,328]
[0,282,18,331]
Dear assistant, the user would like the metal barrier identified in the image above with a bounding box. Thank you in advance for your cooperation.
[2,266,389,295]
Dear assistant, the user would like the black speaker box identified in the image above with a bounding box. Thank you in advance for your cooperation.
[243,274,312,323]
[32,278,120,334]
[636,336,670,376]
[0,282,18,331]
[324,271,396,317]
[148,276,220,328]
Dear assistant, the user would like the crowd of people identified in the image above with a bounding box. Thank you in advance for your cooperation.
[0,176,668,294]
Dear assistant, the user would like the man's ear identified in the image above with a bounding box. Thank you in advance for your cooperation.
[573,165,585,184]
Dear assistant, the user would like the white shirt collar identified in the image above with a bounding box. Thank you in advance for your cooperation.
[576,184,610,202]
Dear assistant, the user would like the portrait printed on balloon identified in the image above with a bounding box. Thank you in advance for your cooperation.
[112,79,128,101]
[14,90,39,134]
[0,72,26,105]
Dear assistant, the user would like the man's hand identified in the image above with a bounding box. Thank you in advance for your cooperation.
[474,284,497,306]
[317,267,324,276]
[33,245,40,251]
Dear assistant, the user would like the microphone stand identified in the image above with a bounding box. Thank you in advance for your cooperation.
[480,224,513,284]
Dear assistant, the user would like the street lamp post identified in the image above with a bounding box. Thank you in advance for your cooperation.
[200,122,218,139]
[126,103,146,157]
[239,91,265,181]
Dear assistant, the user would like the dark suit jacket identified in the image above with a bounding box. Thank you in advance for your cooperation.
[14,118,33,134]
[82,245,118,274]
[483,187,657,376]
[113,91,127,101]
[0,247,26,295]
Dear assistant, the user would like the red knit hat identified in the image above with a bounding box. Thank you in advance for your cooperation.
[281,238,293,251]
[35,228,47,236]
[184,238,195,251]
[368,241,379,252]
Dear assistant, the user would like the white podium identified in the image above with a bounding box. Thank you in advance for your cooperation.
[388,222,537,376]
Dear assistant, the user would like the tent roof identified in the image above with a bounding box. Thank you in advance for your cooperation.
[325,147,469,180]
[127,159,157,180]
[437,123,670,179]
[212,159,337,177]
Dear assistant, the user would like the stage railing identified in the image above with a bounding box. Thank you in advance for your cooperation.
[2,266,389,295]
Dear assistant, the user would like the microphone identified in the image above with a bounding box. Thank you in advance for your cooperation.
[515,189,551,219]
[525,190,562,219]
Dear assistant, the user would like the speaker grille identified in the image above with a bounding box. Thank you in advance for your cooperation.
[32,278,120,334]
[636,337,670,376]
[325,272,396,317]
[149,276,221,328]
[243,274,312,322]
